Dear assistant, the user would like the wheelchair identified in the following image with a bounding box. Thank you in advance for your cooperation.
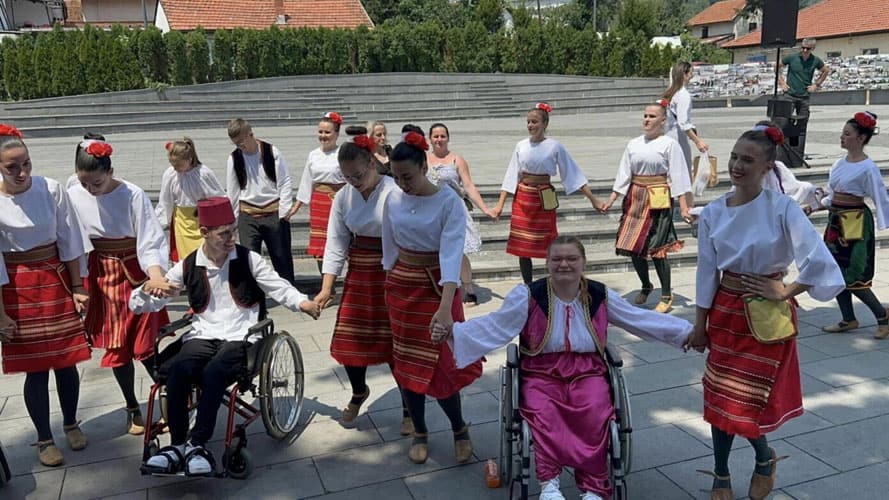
[0,439,10,487]
[140,315,305,479]
[498,343,632,499]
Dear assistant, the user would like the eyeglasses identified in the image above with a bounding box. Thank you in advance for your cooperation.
[801,46,813,51]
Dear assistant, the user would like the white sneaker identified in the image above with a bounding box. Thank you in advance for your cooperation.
[539,478,566,500]
[183,442,213,476]
[580,492,604,500]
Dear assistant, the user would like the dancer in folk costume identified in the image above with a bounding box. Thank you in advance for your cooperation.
[602,100,691,313]
[313,136,412,434]
[68,137,170,435]
[806,112,889,338]
[493,103,605,284]
[685,127,844,500]
[426,122,496,305]
[0,125,91,466]
[226,118,295,284]
[293,112,346,283]
[383,132,482,464]
[434,236,691,500]
[156,137,225,262]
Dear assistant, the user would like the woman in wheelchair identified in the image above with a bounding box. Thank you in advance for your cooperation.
[433,236,692,500]
[129,197,320,476]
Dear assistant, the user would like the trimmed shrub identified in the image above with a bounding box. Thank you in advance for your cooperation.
[187,28,210,84]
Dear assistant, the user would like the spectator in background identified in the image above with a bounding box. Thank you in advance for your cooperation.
[777,38,831,159]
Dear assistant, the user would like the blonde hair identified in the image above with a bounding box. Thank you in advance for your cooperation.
[369,121,386,137]
[227,118,251,139]
[168,137,201,168]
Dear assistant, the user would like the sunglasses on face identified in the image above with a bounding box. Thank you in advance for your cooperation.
[801,47,813,51]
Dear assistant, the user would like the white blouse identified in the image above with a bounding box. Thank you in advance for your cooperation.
[382,187,466,285]
[0,176,88,272]
[696,189,845,308]
[155,164,225,228]
[322,176,399,276]
[726,161,819,207]
[68,179,169,273]
[225,143,293,219]
[296,147,344,205]
[612,135,691,198]
[823,157,889,230]
[500,138,588,195]
[452,285,692,369]
[667,88,695,133]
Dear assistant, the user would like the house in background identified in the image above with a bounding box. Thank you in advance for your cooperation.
[722,0,889,62]
[687,0,760,46]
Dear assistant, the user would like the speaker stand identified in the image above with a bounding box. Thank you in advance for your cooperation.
[778,141,810,169]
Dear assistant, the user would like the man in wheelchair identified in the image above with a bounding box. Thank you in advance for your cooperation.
[433,236,692,500]
[129,197,320,476]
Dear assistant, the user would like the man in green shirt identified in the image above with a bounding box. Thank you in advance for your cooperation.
[777,38,831,159]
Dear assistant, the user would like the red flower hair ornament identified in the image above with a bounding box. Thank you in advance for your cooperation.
[82,140,113,158]
[403,132,429,151]
[854,111,877,129]
[656,98,669,108]
[164,141,173,152]
[353,134,376,153]
[535,102,552,113]
[764,126,785,146]
[324,112,343,126]
[0,124,23,139]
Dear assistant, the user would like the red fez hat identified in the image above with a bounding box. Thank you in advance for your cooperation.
[198,197,235,228]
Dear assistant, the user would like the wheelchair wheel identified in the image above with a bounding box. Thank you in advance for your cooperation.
[613,367,632,475]
[226,447,254,480]
[260,332,304,440]
[498,364,514,488]
[0,440,10,487]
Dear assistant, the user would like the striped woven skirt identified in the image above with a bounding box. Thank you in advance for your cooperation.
[615,175,683,258]
[330,236,393,367]
[85,238,168,368]
[308,183,345,259]
[169,205,201,262]
[506,178,558,259]
[824,193,874,290]
[702,273,803,438]
[1,244,91,374]
[384,248,482,398]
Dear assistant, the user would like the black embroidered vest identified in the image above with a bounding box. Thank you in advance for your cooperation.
[231,140,276,190]
[182,244,266,319]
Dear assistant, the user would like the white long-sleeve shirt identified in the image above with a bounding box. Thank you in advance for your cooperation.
[696,189,845,308]
[0,176,89,273]
[823,156,889,230]
[612,135,691,198]
[226,143,293,219]
[155,164,225,229]
[500,138,588,195]
[68,179,169,274]
[296,147,344,205]
[451,285,691,369]
[381,187,466,285]
[322,176,399,276]
[129,246,308,343]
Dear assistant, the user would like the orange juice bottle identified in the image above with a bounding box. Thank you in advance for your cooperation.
[485,458,501,488]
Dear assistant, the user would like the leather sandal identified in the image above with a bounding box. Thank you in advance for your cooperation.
[696,469,733,500]
[63,422,88,451]
[634,285,654,305]
[35,440,64,467]
[453,425,473,463]
[748,447,788,500]
[409,433,428,464]
[876,310,889,339]
[399,415,414,436]
[654,295,674,313]
[126,407,145,435]
[822,320,859,333]
[340,387,370,427]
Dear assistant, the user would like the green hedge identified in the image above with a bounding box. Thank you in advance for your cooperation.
[0,21,678,101]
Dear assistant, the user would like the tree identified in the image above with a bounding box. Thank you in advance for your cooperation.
[475,0,503,33]
[211,29,235,81]
[137,26,167,83]
[165,30,191,85]
[1,38,20,100]
[51,27,85,96]
[32,30,56,98]
[186,28,210,84]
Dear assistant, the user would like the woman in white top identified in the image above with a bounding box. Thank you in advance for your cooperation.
[806,112,889,338]
[663,62,709,183]
[68,135,170,436]
[686,127,844,500]
[427,122,495,306]
[602,101,691,313]
[383,132,482,465]
[493,103,605,284]
[0,125,91,467]
[155,137,224,261]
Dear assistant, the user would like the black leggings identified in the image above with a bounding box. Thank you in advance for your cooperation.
[519,257,533,285]
[24,367,80,442]
[112,357,156,410]
[836,288,887,324]
[711,425,772,478]
[631,256,671,296]
[402,389,465,435]
[344,364,409,413]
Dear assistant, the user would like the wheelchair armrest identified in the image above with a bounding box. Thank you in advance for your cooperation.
[506,343,520,368]
[604,344,623,368]
[159,313,194,338]
[244,318,275,344]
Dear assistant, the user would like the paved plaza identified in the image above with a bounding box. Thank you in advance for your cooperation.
[2,104,889,499]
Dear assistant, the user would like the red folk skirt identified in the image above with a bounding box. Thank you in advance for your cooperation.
[307,183,345,259]
[85,238,169,368]
[702,274,803,438]
[384,248,482,398]
[330,236,393,367]
[506,177,558,259]
[615,175,683,259]
[1,244,91,374]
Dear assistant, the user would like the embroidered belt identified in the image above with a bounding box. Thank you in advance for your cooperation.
[519,174,551,186]
[719,270,785,294]
[313,183,346,194]
[3,242,58,264]
[831,192,865,208]
[239,199,279,217]
[397,248,439,267]
[350,235,382,251]
[90,237,137,253]
[631,174,669,187]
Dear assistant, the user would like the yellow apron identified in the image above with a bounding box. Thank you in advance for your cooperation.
[173,206,202,260]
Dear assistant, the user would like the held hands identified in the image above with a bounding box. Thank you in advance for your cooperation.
[299,300,321,320]
[313,289,336,310]
[599,199,613,215]
[431,321,451,344]
[490,206,503,222]
[682,323,709,353]
[483,207,499,220]
[143,277,181,299]
[429,308,453,344]
[0,314,16,343]
[72,286,89,314]
[740,274,787,301]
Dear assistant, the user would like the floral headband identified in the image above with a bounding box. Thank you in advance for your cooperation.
[403,132,429,151]
[81,139,113,158]
[324,112,343,126]
[0,124,23,139]
[752,125,785,145]
[535,102,552,113]
[352,134,376,153]
[656,98,669,108]
[854,111,877,129]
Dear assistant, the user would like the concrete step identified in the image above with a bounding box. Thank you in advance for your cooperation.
[0,98,345,116]
[6,109,359,128]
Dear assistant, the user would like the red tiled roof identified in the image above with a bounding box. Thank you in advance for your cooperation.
[160,0,373,31]
[723,0,889,48]
[687,0,747,27]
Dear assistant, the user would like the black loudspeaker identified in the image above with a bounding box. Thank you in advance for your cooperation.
[761,0,800,48]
